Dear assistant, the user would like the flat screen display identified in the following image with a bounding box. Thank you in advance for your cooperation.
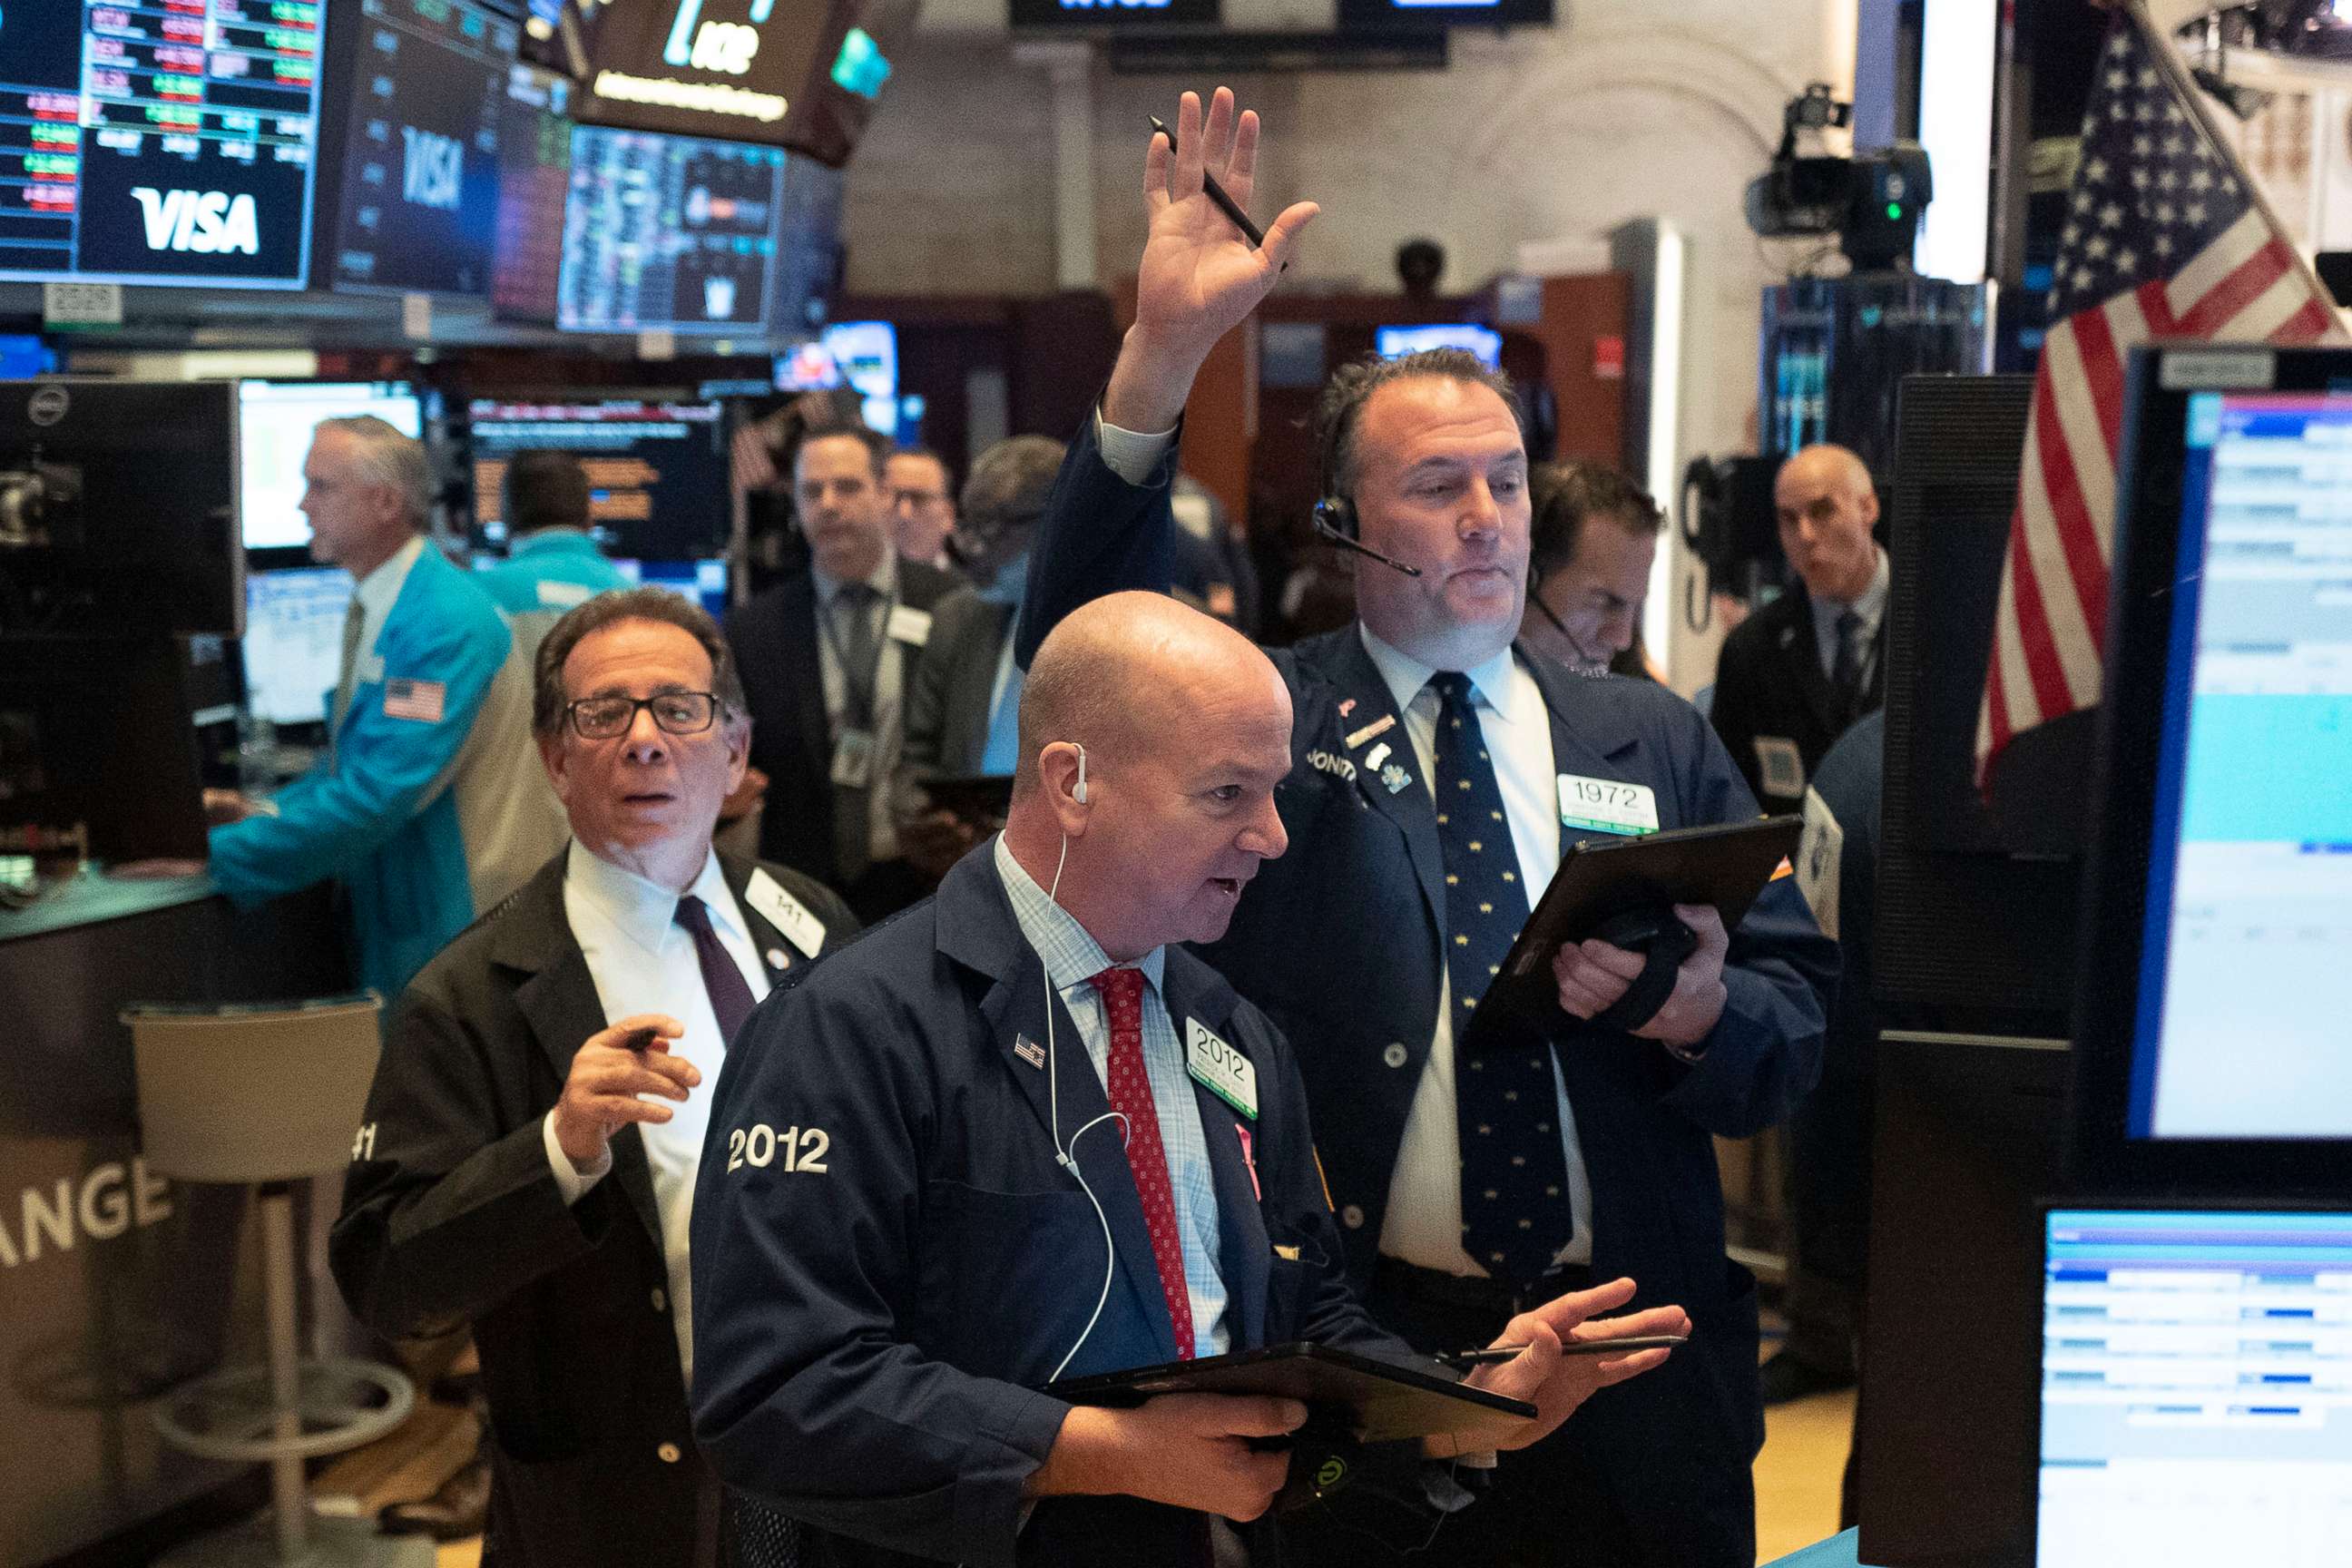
[1009,0,1220,25]
[239,380,426,551]
[556,122,784,335]
[2122,392,2352,1142]
[469,397,729,560]
[0,0,326,287]
[1337,0,1553,24]
[324,0,515,297]
[768,151,842,335]
[574,0,833,147]
[243,565,355,725]
[616,556,730,619]
[2039,1207,2352,1566]
[1375,323,1503,368]
[490,62,573,322]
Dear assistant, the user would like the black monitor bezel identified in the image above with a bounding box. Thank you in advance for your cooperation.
[2070,345,2352,1194]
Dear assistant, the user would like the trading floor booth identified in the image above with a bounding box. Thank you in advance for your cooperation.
[1853,346,2352,1568]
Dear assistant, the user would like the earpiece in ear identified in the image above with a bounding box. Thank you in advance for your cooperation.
[1073,742,1089,804]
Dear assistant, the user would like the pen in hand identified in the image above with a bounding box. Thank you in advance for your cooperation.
[1150,114,1282,267]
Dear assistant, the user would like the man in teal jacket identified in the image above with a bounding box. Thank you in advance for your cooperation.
[474,449,632,671]
[210,416,563,1000]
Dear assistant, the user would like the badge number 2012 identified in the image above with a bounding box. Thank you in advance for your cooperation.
[725,1123,830,1174]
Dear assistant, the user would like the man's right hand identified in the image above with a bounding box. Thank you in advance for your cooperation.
[1027,1392,1306,1522]
[552,1014,696,1168]
[1102,87,1319,434]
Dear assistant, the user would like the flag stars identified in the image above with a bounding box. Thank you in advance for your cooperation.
[2100,202,2123,228]
[2114,249,2137,272]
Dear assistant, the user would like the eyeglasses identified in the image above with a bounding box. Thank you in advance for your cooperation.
[564,691,722,740]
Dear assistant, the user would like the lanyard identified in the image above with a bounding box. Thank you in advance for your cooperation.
[816,584,893,730]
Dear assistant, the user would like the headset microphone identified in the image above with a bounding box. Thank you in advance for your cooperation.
[1312,496,1423,578]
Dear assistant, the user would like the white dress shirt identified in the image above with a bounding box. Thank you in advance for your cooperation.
[329,534,426,735]
[542,840,769,1383]
[1357,626,1597,1277]
[1806,545,1889,680]
[812,551,908,865]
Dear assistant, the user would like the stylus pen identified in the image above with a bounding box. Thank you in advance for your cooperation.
[1436,1335,1690,1367]
[1148,115,1269,250]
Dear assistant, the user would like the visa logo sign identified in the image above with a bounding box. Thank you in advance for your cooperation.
[130,188,260,255]
[401,125,464,211]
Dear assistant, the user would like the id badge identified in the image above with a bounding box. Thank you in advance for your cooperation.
[830,729,877,789]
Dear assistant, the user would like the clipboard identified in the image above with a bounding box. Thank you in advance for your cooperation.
[1486,816,1806,1017]
[1044,1342,1536,1446]
[920,772,1014,823]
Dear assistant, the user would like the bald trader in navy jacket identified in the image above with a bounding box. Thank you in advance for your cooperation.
[690,593,1690,1567]
[1015,89,1835,1568]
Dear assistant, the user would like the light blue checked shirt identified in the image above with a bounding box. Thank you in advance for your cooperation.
[994,833,1230,1357]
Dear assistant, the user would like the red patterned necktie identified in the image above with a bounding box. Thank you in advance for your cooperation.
[1089,965,1194,1360]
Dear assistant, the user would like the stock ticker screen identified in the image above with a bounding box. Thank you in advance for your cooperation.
[489,61,571,321]
[324,0,515,296]
[0,0,325,287]
[468,397,730,560]
[555,122,782,335]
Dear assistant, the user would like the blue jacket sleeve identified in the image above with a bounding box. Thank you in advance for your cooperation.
[208,583,509,906]
[1013,413,1182,669]
[1657,703,1836,1139]
[688,979,1070,1568]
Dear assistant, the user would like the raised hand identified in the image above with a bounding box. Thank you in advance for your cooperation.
[1104,87,1320,433]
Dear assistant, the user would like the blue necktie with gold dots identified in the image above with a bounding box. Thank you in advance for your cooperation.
[1430,671,1573,1288]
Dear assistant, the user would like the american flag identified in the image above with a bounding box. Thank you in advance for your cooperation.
[1975,11,2347,786]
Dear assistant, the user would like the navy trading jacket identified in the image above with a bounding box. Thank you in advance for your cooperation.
[691,848,1431,1568]
[1014,417,1838,1568]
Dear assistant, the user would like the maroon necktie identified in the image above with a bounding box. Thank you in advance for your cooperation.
[1089,966,1194,1360]
[675,895,756,1046]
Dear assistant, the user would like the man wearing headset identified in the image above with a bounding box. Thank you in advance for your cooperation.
[690,592,1690,1568]
[1520,462,1667,681]
[1014,91,1835,1568]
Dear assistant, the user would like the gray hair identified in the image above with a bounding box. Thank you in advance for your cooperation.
[1314,349,1524,500]
[959,435,1067,535]
[314,415,432,527]
[532,588,747,736]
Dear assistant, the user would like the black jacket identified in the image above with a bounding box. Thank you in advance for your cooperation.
[1016,418,1838,1568]
[725,559,962,890]
[1707,583,1885,813]
[329,849,857,1568]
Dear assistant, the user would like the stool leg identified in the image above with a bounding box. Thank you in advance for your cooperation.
[260,1186,309,1563]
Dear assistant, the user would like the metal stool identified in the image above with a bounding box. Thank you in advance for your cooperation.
[125,994,428,1567]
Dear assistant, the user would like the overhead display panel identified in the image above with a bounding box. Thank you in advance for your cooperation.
[555,122,783,335]
[1008,0,1220,28]
[489,61,572,322]
[1335,0,1552,25]
[0,0,326,287]
[323,0,517,297]
[575,0,832,145]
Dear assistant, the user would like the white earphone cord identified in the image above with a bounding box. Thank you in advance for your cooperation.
[1043,820,1128,1383]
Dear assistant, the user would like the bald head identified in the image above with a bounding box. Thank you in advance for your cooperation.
[1773,443,1880,605]
[1014,592,1284,800]
[1005,592,1291,960]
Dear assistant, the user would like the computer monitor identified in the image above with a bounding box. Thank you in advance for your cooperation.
[2038,1204,2352,1567]
[0,637,209,862]
[0,5,325,289]
[490,63,575,324]
[556,124,787,336]
[319,0,516,297]
[1374,324,1504,368]
[0,380,242,635]
[615,558,730,620]
[822,321,899,434]
[468,398,729,561]
[2073,348,2352,1191]
[238,382,426,552]
[241,568,357,728]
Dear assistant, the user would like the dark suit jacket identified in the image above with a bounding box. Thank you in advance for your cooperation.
[724,558,962,890]
[1017,419,1838,1568]
[329,848,858,1568]
[691,848,1418,1568]
[894,586,1014,803]
[1707,583,1885,813]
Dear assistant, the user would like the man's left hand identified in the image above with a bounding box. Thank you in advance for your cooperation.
[1437,1277,1690,1455]
[1551,903,1730,1049]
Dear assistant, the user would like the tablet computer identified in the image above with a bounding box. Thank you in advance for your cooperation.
[1044,1342,1537,1446]
[1488,815,1806,1016]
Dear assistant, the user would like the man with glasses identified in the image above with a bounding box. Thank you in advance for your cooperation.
[892,434,1067,881]
[885,445,958,569]
[333,588,856,1568]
